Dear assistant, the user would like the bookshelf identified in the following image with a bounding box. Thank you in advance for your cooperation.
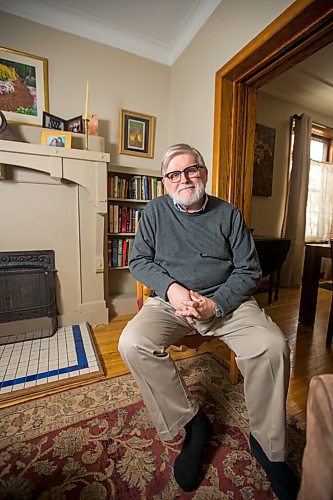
[107,165,164,317]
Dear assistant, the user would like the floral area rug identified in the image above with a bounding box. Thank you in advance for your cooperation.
[0,353,305,499]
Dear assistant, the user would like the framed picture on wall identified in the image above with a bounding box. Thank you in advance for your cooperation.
[119,109,156,158]
[0,46,49,126]
[252,123,276,196]
[41,130,72,148]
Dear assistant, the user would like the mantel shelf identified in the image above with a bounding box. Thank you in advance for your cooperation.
[108,197,147,203]
[0,139,110,163]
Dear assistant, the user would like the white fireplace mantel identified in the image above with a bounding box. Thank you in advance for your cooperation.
[0,139,110,327]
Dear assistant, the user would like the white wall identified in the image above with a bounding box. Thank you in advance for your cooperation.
[0,11,170,173]
[169,0,294,192]
[252,91,333,237]
[0,1,298,182]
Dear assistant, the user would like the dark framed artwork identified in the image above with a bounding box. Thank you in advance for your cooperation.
[119,109,156,158]
[43,112,66,130]
[252,123,276,197]
[43,112,83,133]
[66,115,83,133]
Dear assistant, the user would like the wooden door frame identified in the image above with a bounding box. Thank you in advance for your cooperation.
[212,0,333,224]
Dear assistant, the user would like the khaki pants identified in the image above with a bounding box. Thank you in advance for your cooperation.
[119,296,290,461]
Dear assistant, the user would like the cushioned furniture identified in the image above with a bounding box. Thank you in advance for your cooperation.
[297,374,333,499]
[136,280,238,384]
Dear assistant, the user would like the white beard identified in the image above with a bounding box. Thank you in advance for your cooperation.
[168,179,206,207]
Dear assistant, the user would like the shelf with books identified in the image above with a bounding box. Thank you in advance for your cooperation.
[107,165,164,317]
[107,236,134,269]
[108,203,143,236]
[108,198,147,203]
[107,170,164,201]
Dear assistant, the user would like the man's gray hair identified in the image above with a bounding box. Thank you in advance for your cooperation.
[161,143,206,176]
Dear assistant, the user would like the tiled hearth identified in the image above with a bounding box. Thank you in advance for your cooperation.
[0,323,103,402]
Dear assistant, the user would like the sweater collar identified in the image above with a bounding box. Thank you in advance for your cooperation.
[174,193,209,213]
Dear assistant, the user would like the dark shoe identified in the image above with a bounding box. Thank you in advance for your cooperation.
[250,434,300,500]
[174,409,213,492]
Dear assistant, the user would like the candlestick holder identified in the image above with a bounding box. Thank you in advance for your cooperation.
[83,118,90,150]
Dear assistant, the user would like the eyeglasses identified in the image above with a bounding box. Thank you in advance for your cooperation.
[164,164,205,183]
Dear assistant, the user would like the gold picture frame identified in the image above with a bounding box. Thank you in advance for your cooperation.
[0,46,49,126]
[41,130,72,148]
[119,109,156,158]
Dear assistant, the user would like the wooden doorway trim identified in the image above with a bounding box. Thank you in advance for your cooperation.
[212,0,333,224]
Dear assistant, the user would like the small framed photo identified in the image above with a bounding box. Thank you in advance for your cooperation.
[66,115,83,133]
[119,109,156,158]
[43,111,66,130]
[0,46,49,126]
[41,130,72,148]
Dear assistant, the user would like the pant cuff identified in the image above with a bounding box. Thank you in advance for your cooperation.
[157,406,199,441]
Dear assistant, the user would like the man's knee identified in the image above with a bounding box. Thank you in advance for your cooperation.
[262,324,290,361]
[118,318,157,361]
[118,321,140,360]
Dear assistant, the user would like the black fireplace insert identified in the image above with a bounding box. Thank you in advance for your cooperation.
[0,250,58,338]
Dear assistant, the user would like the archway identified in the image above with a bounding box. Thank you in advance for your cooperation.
[212,0,333,224]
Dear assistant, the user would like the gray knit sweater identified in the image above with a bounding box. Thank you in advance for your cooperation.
[129,194,261,317]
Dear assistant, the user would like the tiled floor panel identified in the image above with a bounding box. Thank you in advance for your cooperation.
[0,323,102,395]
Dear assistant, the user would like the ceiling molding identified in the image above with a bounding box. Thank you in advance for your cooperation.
[0,0,222,66]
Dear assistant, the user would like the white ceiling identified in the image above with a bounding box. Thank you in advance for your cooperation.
[261,42,333,119]
[0,0,222,65]
[1,0,332,115]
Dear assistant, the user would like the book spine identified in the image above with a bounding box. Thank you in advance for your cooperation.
[113,175,119,198]
[122,239,129,267]
[109,204,114,233]
[113,205,119,233]
[117,239,123,267]
[121,205,128,233]
[108,239,112,266]
[111,239,118,267]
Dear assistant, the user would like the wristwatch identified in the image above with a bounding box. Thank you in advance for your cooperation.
[213,301,222,317]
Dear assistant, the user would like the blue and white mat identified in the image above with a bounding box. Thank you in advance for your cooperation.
[0,323,103,399]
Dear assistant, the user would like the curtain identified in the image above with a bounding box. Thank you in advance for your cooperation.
[281,114,312,287]
[306,159,333,242]
[307,159,333,280]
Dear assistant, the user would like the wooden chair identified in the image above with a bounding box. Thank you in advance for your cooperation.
[136,280,238,384]
[326,238,333,346]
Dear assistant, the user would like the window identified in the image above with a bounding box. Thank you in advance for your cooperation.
[306,127,333,242]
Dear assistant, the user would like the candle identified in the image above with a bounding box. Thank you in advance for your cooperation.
[84,80,90,120]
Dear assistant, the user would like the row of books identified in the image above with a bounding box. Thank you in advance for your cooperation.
[109,204,143,234]
[108,238,134,268]
[108,175,164,200]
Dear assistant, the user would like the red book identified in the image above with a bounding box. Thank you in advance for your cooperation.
[122,239,129,267]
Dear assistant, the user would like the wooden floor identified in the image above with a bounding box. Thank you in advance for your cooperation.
[3,287,333,429]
